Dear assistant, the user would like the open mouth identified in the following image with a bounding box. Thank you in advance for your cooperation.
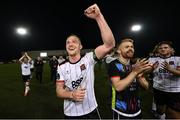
[68,48,75,51]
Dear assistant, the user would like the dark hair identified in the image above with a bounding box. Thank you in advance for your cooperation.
[157,41,173,48]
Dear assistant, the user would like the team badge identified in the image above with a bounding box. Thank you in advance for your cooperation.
[80,64,86,71]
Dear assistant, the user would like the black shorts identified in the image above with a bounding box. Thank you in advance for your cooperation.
[64,108,100,119]
[22,75,30,82]
[153,88,180,111]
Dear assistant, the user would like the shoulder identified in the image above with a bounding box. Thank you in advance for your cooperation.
[82,52,97,62]
[84,52,93,58]
[170,56,180,59]
[109,59,120,66]
[169,56,180,62]
[105,56,117,64]
[58,59,69,67]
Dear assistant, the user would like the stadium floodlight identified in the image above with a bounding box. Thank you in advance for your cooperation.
[131,24,142,32]
[16,27,27,36]
[40,52,47,57]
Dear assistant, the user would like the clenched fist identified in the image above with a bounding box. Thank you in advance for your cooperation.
[84,4,101,19]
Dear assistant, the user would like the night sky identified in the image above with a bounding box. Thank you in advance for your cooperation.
[0,0,179,61]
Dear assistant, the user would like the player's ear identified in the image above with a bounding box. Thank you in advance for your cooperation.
[80,44,83,50]
[117,49,120,54]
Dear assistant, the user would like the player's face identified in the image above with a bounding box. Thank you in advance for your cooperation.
[37,57,41,60]
[118,41,134,59]
[23,57,28,63]
[158,44,172,57]
[66,36,82,56]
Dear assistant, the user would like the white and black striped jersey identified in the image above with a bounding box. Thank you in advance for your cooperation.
[57,52,98,116]
[21,62,31,75]
[149,56,180,92]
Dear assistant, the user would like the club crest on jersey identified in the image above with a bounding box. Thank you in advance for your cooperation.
[80,64,86,71]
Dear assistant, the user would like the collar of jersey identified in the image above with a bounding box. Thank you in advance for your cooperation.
[68,54,85,64]
[159,55,172,59]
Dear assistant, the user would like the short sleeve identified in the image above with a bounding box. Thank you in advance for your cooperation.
[85,52,97,65]
[56,65,65,82]
[176,57,180,68]
[108,61,121,78]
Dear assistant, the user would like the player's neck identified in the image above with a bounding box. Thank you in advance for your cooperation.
[69,54,81,63]
[118,56,130,65]
[160,54,171,58]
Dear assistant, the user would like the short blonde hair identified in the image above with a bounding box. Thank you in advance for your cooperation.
[117,38,134,48]
[66,34,82,45]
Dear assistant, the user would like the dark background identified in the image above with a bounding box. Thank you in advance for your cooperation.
[0,0,179,61]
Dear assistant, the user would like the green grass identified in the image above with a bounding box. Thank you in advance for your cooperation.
[0,63,154,118]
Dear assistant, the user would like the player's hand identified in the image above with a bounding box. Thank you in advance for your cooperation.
[137,73,143,79]
[152,61,159,70]
[72,88,85,102]
[84,4,101,19]
[132,58,152,74]
[24,52,28,56]
[161,61,171,71]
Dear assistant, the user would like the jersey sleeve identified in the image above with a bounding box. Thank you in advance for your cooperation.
[56,65,65,82]
[85,52,97,65]
[108,61,121,78]
[177,57,180,69]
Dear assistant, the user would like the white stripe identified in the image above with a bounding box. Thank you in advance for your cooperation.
[112,108,141,117]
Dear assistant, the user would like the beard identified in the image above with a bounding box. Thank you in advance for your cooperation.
[67,51,76,56]
[122,50,134,58]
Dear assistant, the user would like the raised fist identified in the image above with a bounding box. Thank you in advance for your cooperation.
[84,4,101,19]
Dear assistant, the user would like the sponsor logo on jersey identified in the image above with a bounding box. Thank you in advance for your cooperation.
[71,77,83,89]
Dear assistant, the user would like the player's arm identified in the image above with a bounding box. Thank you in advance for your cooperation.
[84,4,115,59]
[137,73,149,90]
[56,81,74,99]
[56,66,85,102]
[110,59,151,91]
[162,61,180,76]
[24,52,32,61]
[111,71,138,91]
[56,82,85,102]
[19,54,25,63]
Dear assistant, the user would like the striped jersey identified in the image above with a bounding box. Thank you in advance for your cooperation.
[57,52,98,116]
[149,56,180,92]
